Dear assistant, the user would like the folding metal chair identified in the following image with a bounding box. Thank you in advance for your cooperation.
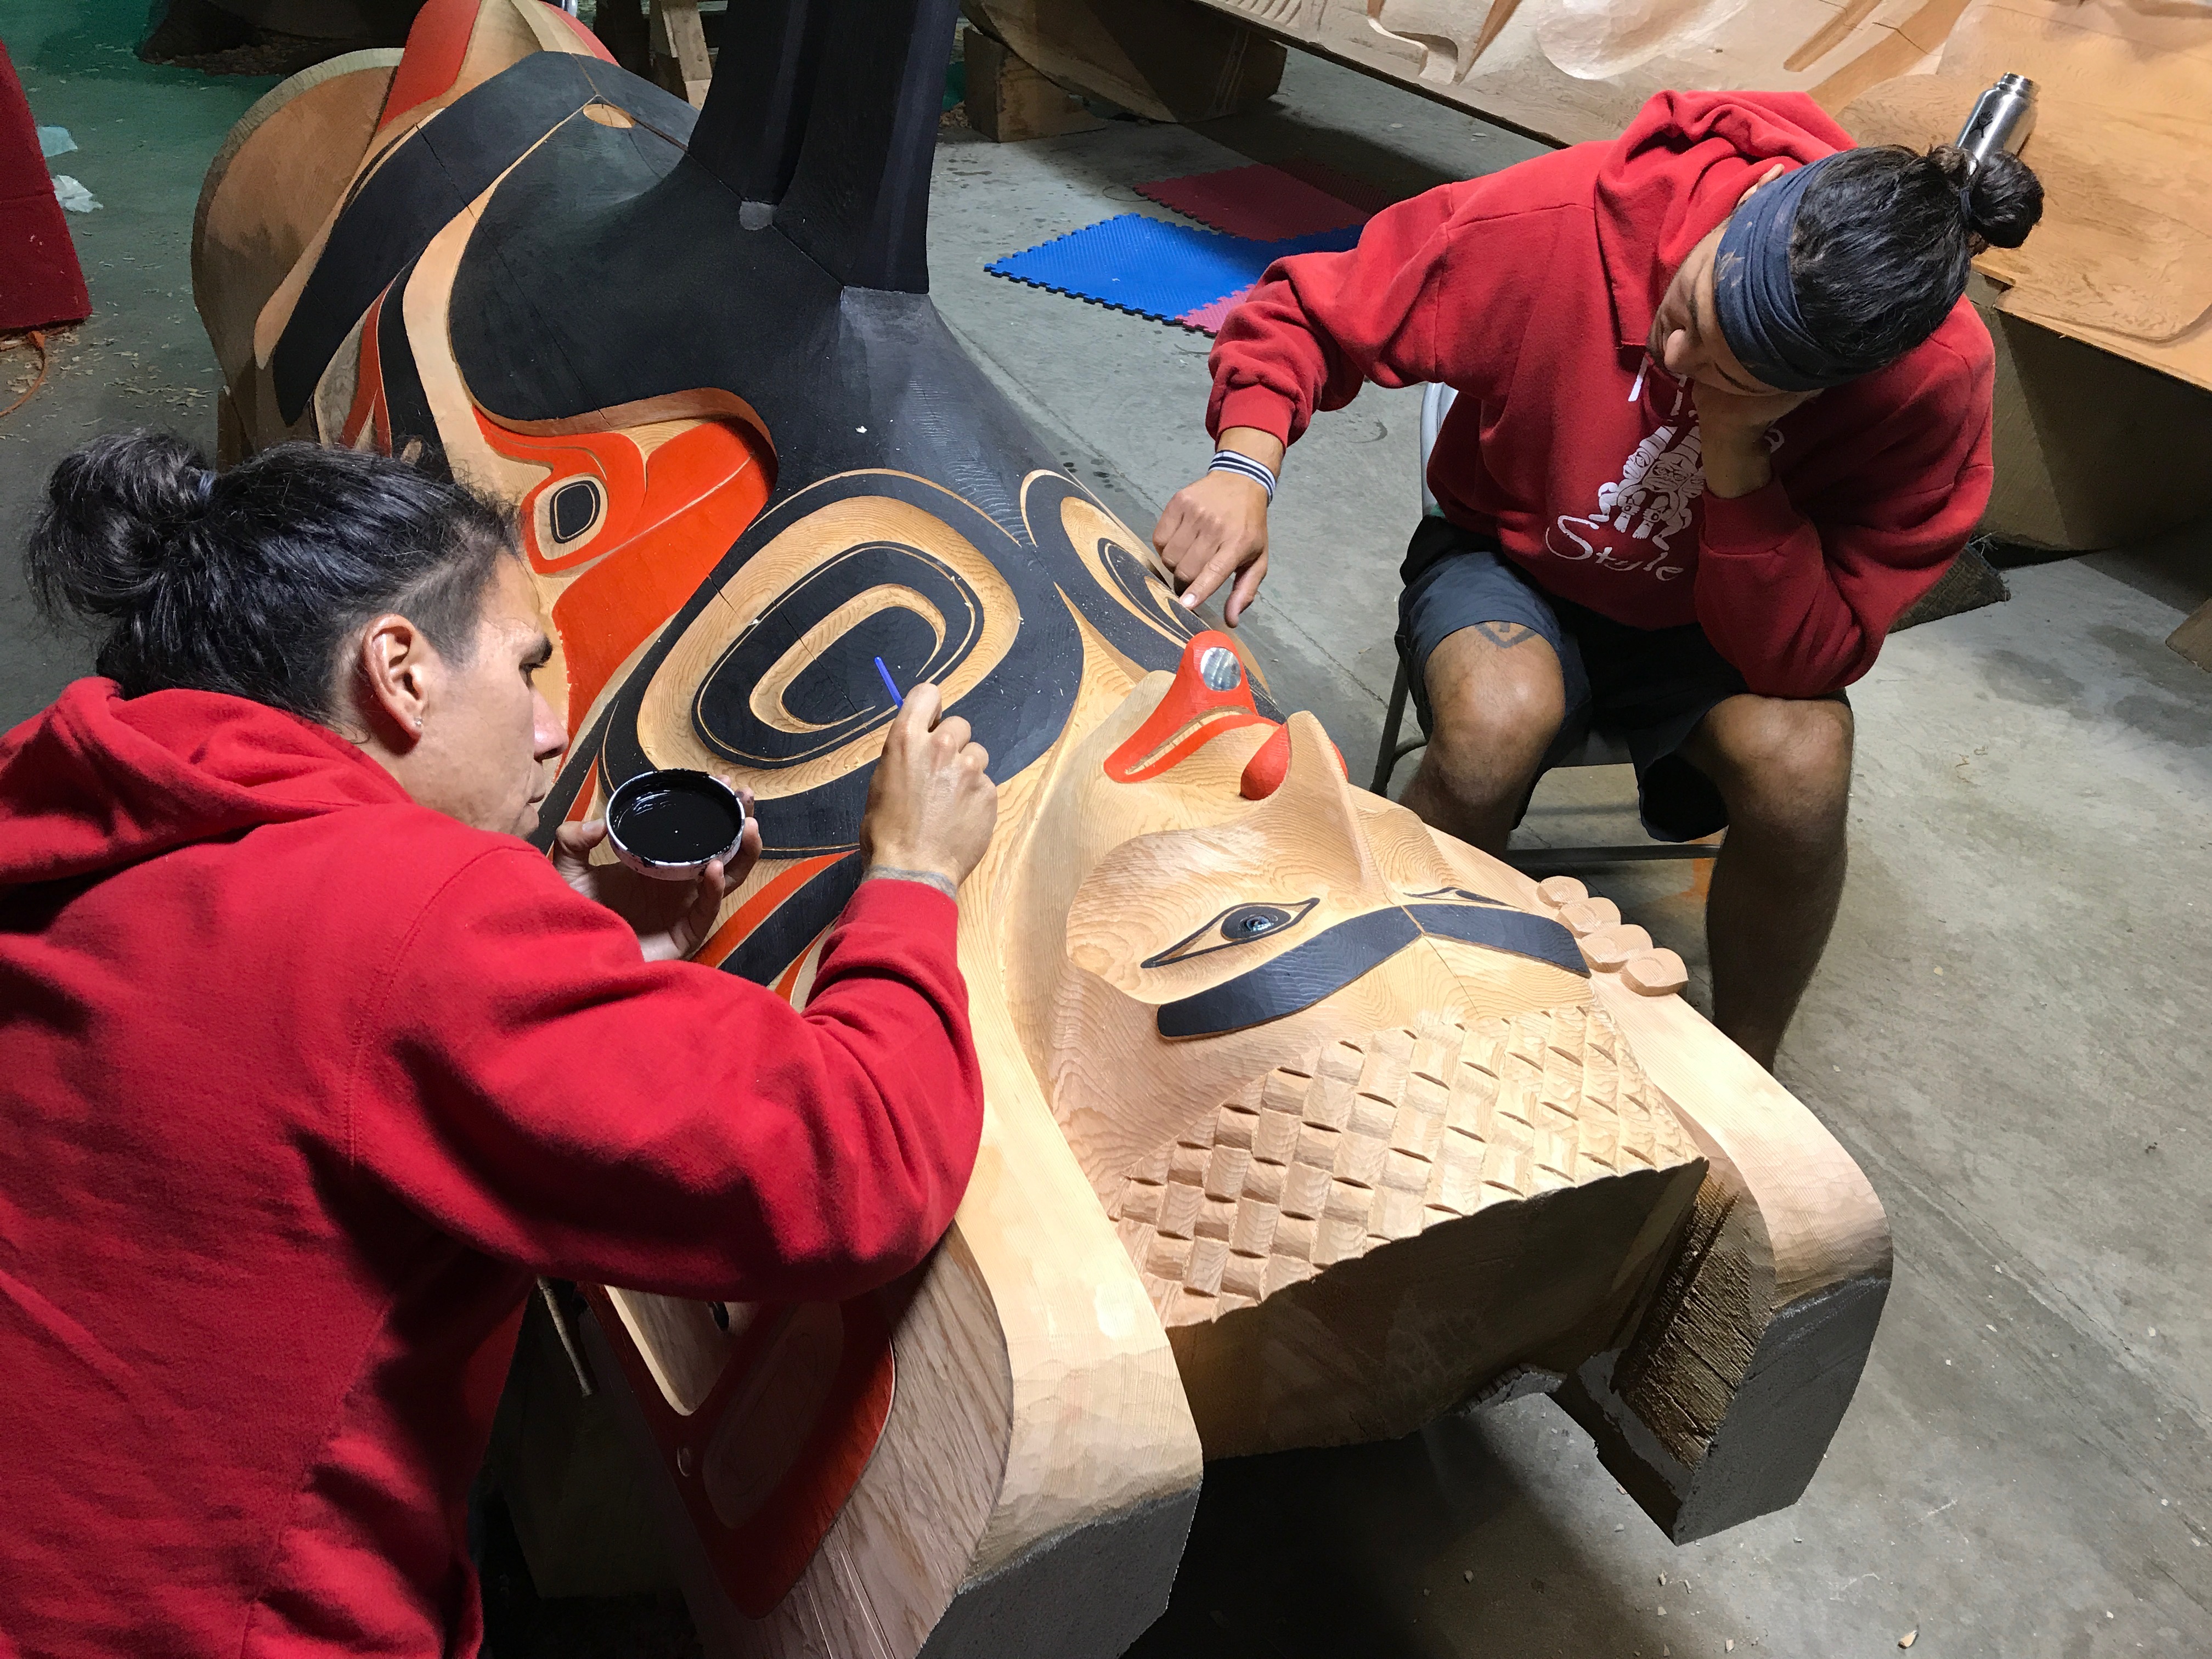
[1372,384,1719,873]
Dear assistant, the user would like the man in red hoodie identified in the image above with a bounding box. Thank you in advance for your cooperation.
[1,433,994,1658]
[1153,91,2040,1068]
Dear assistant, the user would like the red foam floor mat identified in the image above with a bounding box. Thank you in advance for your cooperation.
[1136,161,1370,242]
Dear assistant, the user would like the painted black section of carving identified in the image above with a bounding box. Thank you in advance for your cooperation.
[377,16,1262,984]
[1157,909,1421,1041]
[448,129,842,436]
[1406,885,1512,907]
[724,852,864,985]
[1012,472,1279,714]
[1404,904,1587,978]
[550,478,600,543]
[1141,898,1319,969]
[688,0,827,206]
[595,470,1080,861]
[272,52,696,423]
[691,542,981,767]
[375,270,437,453]
[772,0,954,292]
[1154,898,1587,1039]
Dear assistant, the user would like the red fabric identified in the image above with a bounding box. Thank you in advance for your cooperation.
[0,680,983,1658]
[0,36,89,331]
[1207,90,1994,698]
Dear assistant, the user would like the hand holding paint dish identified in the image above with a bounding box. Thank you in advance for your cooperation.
[605,769,751,881]
[607,662,901,878]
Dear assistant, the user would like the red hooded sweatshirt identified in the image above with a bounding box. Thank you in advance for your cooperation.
[0,680,982,1658]
[1207,91,1995,698]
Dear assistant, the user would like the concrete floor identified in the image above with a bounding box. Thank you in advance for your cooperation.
[4,9,2208,1656]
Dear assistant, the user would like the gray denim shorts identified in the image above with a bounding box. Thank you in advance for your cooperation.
[1395,518,1775,843]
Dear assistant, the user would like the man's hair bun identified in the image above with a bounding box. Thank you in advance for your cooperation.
[1790,140,2046,375]
[1962,147,2042,250]
[24,430,515,724]
[1925,143,2044,250]
[26,430,217,623]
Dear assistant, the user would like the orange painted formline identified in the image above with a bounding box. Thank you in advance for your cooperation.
[338,292,388,450]
[377,0,478,131]
[693,854,848,970]
[560,754,600,826]
[773,936,825,1003]
[1107,709,1274,782]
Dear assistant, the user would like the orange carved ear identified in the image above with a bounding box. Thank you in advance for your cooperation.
[1104,631,1275,783]
[1238,719,1347,799]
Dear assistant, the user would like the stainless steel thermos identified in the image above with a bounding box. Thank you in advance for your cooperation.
[1954,72,2038,173]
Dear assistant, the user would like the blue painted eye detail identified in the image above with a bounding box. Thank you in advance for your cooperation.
[1142,897,1319,969]
[1220,904,1293,941]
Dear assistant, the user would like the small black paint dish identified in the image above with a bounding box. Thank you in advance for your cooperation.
[605,769,747,882]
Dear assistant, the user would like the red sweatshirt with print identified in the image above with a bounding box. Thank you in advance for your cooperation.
[1207,90,1994,698]
[0,680,983,1659]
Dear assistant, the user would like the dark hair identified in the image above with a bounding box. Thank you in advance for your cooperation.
[1790,143,2042,369]
[26,431,516,726]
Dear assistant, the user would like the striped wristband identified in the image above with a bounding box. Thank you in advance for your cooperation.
[1208,449,1277,502]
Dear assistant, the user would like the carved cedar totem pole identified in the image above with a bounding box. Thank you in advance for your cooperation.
[191,2,1893,1652]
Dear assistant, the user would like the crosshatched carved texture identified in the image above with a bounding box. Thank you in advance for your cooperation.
[1109,1005,1697,1326]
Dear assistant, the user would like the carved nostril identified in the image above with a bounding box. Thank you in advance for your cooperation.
[1199,646,1242,691]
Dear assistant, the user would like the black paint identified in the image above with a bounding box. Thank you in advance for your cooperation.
[353,5,1267,980]
[1158,910,1421,1041]
[608,770,744,866]
[374,269,436,450]
[550,478,599,543]
[591,470,1082,862]
[687,0,827,208]
[1402,902,1588,976]
[272,51,696,422]
[690,540,981,768]
[772,0,953,292]
[1155,899,1586,1040]
[724,852,862,986]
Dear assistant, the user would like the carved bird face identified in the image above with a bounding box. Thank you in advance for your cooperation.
[1004,637,1593,1212]
[1008,640,1629,1336]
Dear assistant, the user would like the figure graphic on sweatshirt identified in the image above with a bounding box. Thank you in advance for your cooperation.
[1152,90,2044,1069]
[1551,420,1703,575]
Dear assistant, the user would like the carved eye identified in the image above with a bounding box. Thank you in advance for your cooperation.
[1141,897,1318,969]
[1219,903,1292,941]
[549,478,602,545]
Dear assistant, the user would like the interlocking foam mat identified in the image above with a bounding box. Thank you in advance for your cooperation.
[986,212,1362,331]
[1133,161,1369,241]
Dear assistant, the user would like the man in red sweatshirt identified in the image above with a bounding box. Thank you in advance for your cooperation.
[1,432,994,1657]
[1153,91,2040,1068]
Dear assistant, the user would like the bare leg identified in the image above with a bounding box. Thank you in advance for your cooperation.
[1678,695,1854,1070]
[1397,623,1567,856]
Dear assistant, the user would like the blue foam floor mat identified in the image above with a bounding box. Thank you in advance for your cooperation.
[986,214,1362,326]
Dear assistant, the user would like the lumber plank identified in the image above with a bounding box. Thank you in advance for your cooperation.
[963,29,1105,143]
[2169,598,2212,674]
[964,0,1282,125]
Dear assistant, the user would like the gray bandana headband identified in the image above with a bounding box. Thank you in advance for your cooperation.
[1710,153,1888,393]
